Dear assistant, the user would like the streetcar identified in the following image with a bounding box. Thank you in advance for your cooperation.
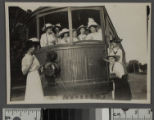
[10,6,125,99]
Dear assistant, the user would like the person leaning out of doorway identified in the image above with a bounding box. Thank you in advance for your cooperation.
[104,55,132,100]
[40,23,56,47]
[108,38,123,64]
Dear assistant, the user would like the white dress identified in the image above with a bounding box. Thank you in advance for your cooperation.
[110,62,125,78]
[40,33,56,47]
[21,54,44,102]
[108,47,123,63]
[78,34,87,40]
[73,37,79,42]
[86,32,102,40]
[58,37,70,44]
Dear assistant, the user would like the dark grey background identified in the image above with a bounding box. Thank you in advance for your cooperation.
[0,0,153,120]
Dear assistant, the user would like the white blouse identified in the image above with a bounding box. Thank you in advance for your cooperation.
[86,32,102,40]
[58,37,70,44]
[78,34,87,40]
[110,62,125,79]
[108,47,123,63]
[73,37,79,42]
[40,33,56,47]
[21,54,40,74]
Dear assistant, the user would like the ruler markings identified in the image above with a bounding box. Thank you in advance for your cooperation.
[3,108,41,120]
[111,109,152,120]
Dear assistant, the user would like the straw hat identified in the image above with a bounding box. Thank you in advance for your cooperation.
[77,25,87,31]
[59,28,69,36]
[29,38,39,43]
[87,18,98,28]
[55,23,61,28]
[28,38,40,46]
[104,55,120,62]
[24,38,40,51]
[42,23,54,31]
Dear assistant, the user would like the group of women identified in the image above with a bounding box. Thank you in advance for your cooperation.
[40,18,103,47]
[21,17,132,102]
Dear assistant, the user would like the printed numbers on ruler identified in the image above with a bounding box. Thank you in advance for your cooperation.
[111,108,152,120]
[3,108,41,120]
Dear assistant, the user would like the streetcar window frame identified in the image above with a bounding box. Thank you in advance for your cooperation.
[36,6,106,44]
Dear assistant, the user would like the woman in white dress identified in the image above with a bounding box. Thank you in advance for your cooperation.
[72,29,79,42]
[78,25,87,40]
[108,39,127,74]
[40,23,56,47]
[58,28,70,44]
[21,38,44,102]
[108,40,123,63]
[86,18,102,41]
[53,23,62,44]
[108,39,124,64]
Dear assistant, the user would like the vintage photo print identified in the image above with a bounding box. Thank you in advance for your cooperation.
[3,108,153,120]
[5,2,151,104]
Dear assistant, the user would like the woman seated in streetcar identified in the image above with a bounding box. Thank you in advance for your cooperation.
[53,23,62,44]
[40,23,56,47]
[86,18,103,41]
[78,25,87,40]
[72,29,79,42]
[58,28,70,44]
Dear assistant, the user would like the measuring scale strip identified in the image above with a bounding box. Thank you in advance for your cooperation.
[3,108,42,120]
[111,109,152,120]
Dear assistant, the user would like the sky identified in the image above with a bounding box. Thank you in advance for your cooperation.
[106,4,149,64]
[7,3,150,64]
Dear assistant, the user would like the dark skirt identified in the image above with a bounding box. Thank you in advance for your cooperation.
[114,75,132,100]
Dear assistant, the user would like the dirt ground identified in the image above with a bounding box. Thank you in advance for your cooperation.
[128,73,147,99]
[10,73,147,101]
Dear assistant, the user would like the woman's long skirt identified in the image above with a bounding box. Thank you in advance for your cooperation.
[114,75,132,100]
[25,70,44,103]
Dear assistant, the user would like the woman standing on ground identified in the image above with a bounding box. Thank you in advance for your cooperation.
[21,38,44,102]
[104,55,132,100]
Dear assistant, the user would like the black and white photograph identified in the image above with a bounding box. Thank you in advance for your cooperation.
[5,3,151,104]
[3,108,153,120]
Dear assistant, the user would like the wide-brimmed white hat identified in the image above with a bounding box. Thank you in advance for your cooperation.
[77,25,87,31]
[87,18,98,28]
[55,23,61,28]
[42,23,54,31]
[29,37,39,43]
[59,28,69,36]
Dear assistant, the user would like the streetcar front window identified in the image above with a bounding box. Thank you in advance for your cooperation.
[71,9,103,42]
[39,11,70,45]
[38,7,105,46]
